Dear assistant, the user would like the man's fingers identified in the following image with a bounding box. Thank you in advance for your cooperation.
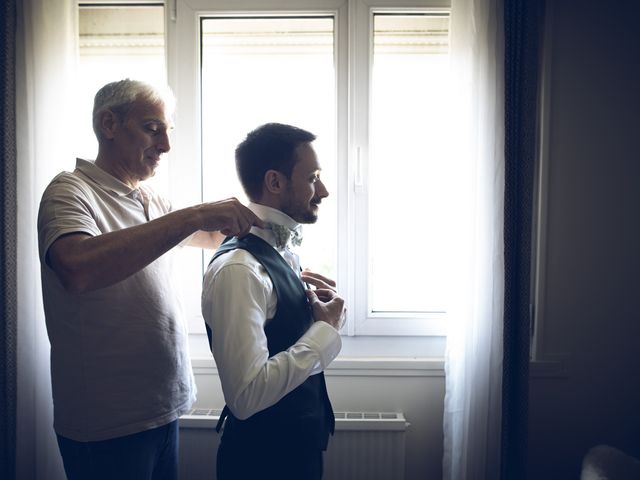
[200,198,266,235]
[309,289,343,311]
[309,288,336,302]
[301,276,334,291]
[250,212,267,229]
[301,273,337,291]
[235,214,254,238]
[306,288,345,331]
[233,203,266,236]
[301,270,336,288]
[306,288,337,304]
[305,289,319,304]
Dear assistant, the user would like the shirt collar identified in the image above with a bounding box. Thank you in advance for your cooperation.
[74,158,138,197]
[247,202,301,250]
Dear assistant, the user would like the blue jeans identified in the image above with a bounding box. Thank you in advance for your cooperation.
[56,420,178,480]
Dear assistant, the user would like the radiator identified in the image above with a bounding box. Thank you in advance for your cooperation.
[179,409,408,480]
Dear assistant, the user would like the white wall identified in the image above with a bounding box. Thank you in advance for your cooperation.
[186,354,445,480]
[529,1,640,478]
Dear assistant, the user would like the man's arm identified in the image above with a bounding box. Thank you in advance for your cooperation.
[47,198,264,293]
[187,230,226,250]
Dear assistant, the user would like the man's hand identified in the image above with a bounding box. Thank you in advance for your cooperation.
[303,270,346,331]
[306,289,345,331]
[194,198,265,238]
[300,270,336,291]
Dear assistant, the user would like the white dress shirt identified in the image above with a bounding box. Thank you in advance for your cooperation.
[201,203,341,420]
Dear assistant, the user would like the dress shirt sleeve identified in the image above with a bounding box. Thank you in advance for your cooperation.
[201,255,342,420]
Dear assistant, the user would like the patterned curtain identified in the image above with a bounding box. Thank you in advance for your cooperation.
[0,0,18,479]
[502,1,544,478]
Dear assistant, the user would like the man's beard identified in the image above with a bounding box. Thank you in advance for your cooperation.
[288,205,318,224]
[282,196,319,224]
[298,208,318,224]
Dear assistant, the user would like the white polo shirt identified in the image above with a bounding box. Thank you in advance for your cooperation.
[37,158,195,442]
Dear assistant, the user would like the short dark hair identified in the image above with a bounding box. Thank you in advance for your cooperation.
[235,123,316,201]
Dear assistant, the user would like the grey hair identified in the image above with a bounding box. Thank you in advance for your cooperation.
[92,79,175,140]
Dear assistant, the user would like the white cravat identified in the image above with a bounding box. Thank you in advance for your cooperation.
[248,204,304,275]
[269,223,303,249]
[266,222,303,275]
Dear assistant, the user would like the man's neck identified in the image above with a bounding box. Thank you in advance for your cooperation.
[95,151,139,189]
[247,203,302,250]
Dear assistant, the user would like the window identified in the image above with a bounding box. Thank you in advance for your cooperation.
[200,16,337,278]
[75,0,452,344]
[77,3,168,192]
[356,11,452,335]
[173,0,451,337]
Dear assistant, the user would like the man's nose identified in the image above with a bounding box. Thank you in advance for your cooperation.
[317,179,329,198]
[157,130,171,153]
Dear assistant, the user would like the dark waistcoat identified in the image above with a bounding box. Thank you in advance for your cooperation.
[206,234,335,450]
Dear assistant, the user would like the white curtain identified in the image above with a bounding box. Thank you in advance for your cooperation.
[443,0,505,479]
[16,0,77,478]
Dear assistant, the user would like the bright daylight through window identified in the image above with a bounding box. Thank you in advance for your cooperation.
[200,17,337,279]
[77,4,168,191]
[368,13,451,315]
[76,2,453,338]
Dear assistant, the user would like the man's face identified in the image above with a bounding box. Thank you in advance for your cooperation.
[281,142,329,224]
[112,99,172,185]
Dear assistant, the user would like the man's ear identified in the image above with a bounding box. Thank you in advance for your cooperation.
[98,109,118,140]
[264,169,286,195]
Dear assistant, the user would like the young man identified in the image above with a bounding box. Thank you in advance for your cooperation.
[201,123,345,480]
[38,79,263,480]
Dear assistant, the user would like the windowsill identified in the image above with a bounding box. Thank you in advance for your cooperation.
[189,331,447,359]
[189,314,445,375]
[191,356,445,377]
[191,354,568,378]
[190,355,570,381]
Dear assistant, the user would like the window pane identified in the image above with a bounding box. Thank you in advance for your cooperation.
[369,13,451,313]
[77,5,167,190]
[201,17,337,278]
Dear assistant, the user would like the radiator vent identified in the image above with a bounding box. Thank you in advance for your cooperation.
[180,409,408,479]
[187,408,223,416]
[181,408,407,431]
[336,412,401,419]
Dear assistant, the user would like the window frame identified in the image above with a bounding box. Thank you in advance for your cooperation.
[350,1,451,336]
[168,0,348,335]
[169,0,450,338]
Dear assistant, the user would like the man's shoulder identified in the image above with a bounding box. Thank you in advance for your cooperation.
[204,247,270,290]
[47,169,80,186]
[209,247,261,272]
[44,168,93,196]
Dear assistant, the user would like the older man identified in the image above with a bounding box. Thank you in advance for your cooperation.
[37,79,263,480]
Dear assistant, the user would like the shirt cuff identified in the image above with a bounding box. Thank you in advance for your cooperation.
[300,321,342,370]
